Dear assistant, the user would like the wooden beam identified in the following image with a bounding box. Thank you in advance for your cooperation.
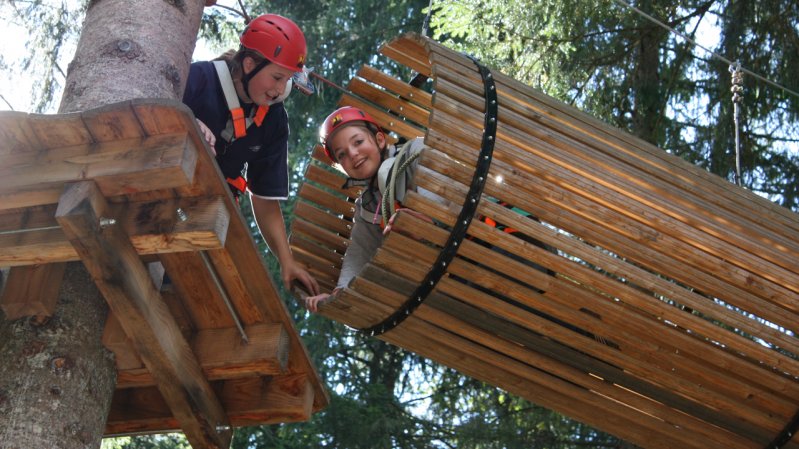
[105,375,315,435]
[55,181,231,449]
[114,323,290,389]
[0,133,198,211]
[0,264,66,320]
[0,195,229,267]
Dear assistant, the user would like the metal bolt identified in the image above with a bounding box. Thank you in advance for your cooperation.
[176,208,188,222]
[98,217,116,228]
[216,425,231,432]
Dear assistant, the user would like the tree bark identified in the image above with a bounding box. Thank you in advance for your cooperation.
[0,264,114,449]
[0,1,206,448]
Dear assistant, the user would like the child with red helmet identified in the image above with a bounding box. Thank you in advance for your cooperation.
[182,14,318,296]
[303,106,434,312]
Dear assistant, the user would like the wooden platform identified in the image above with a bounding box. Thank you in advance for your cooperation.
[290,33,799,449]
[0,99,328,448]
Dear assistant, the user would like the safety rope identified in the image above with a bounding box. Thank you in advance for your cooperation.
[358,56,497,337]
[381,148,423,226]
[730,62,744,187]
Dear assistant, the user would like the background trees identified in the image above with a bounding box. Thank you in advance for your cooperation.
[2,0,796,448]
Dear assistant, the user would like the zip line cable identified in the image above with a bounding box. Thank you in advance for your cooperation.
[610,0,799,101]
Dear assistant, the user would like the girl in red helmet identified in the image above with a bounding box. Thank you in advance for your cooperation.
[303,106,434,312]
[182,14,319,296]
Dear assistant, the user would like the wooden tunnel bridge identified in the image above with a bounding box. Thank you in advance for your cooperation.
[0,99,328,448]
[290,33,799,449]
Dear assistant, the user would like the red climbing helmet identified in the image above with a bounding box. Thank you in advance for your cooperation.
[320,106,383,161]
[240,14,307,72]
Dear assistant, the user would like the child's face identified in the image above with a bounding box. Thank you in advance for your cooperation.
[243,57,295,105]
[329,124,386,180]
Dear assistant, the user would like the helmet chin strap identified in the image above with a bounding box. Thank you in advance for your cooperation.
[241,59,271,100]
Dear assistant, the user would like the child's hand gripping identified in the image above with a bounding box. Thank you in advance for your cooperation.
[300,288,340,313]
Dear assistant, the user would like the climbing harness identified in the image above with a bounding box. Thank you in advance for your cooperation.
[213,60,269,142]
[358,56,497,337]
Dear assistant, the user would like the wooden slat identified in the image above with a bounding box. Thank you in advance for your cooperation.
[291,217,350,256]
[0,195,229,267]
[294,201,353,239]
[379,34,432,78]
[356,65,433,110]
[304,164,361,200]
[0,133,199,211]
[337,94,426,141]
[0,264,65,319]
[374,224,794,433]
[115,323,289,389]
[348,77,430,127]
[351,265,764,448]
[432,72,799,280]
[298,183,357,219]
[327,286,718,449]
[414,153,799,364]
[106,374,315,435]
[424,40,799,236]
[55,181,231,449]
[426,108,799,330]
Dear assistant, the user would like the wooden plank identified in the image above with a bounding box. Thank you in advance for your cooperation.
[0,264,66,319]
[394,203,799,404]
[115,323,290,389]
[433,73,799,280]
[106,374,315,436]
[351,266,765,448]
[424,42,799,237]
[419,147,799,356]
[304,164,361,200]
[294,201,353,239]
[290,232,345,268]
[371,227,794,432]
[426,109,799,329]
[298,183,356,219]
[0,111,44,156]
[0,133,198,211]
[379,34,432,78]
[159,251,237,330]
[356,65,433,110]
[103,312,145,371]
[55,181,231,449]
[337,94,426,142]
[291,217,350,255]
[348,77,430,128]
[410,160,799,376]
[26,110,93,149]
[328,287,715,449]
[0,196,229,267]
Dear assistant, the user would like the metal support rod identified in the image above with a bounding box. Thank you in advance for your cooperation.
[0,225,62,236]
[199,251,249,344]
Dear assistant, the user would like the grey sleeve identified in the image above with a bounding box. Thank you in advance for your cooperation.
[336,199,383,290]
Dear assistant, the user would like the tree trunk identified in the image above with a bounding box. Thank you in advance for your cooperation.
[0,264,115,449]
[631,1,668,145]
[0,1,206,447]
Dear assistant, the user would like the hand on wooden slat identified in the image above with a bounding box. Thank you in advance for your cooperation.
[303,288,339,313]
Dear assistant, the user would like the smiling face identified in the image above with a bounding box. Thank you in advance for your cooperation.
[242,57,295,105]
[328,123,387,180]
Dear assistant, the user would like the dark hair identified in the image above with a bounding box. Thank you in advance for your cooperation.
[214,48,270,80]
